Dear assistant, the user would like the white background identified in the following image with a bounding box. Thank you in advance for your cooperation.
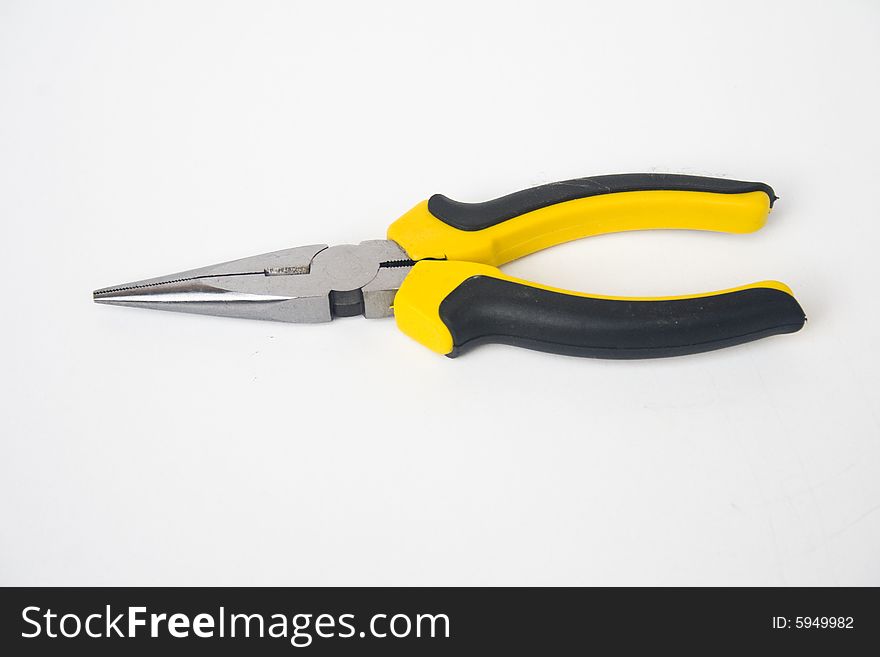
[2,0,879,586]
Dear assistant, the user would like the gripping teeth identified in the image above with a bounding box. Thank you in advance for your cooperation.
[93,278,192,297]
[93,271,266,298]
[379,259,417,268]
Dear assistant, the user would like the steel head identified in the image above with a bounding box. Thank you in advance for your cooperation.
[93,240,413,323]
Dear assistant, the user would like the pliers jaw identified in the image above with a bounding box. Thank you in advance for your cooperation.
[93,240,412,323]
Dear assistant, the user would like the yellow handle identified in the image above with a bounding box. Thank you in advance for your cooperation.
[393,260,795,355]
[388,190,772,267]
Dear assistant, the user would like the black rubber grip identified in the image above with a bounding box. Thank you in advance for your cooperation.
[438,277,805,359]
[427,174,777,231]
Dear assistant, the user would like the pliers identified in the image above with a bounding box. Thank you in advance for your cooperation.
[94,173,806,359]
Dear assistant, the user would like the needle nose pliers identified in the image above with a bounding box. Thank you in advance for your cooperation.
[94,173,806,359]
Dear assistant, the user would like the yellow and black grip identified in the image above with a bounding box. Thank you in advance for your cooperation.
[389,173,803,357]
[387,173,777,266]
[393,262,806,358]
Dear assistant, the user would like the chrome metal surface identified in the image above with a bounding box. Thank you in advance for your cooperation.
[93,240,412,323]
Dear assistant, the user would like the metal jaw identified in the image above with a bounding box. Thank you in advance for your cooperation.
[93,240,413,323]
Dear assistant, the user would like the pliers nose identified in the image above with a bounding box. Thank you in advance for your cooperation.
[93,240,412,323]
